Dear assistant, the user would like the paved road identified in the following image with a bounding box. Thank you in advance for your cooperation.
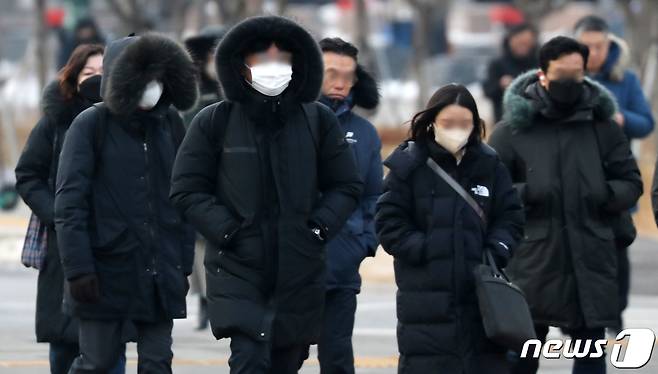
[0,228,656,373]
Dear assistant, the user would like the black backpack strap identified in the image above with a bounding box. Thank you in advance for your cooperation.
[166,108,186,150]
[91,103,108,169]
[301,102,320,153]
[212,101,233,156]
[48,123,60,190]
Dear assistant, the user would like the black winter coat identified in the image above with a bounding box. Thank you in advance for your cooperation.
[54,34,198,322]
[15,81,90,343]
[489,70,643,330]
[170,16,363,348]
[482,34,538,122]
[375,140,524,374]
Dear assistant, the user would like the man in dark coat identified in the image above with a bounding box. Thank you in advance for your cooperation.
[182,25,227,331]
[575,15,655,333]
[170,16,363,373]
[183,26,226,126]
[54,34,198,373]
[489,37,642,374]
[483,23,539,122]
[308,37,382,374]
[55,17,106,69]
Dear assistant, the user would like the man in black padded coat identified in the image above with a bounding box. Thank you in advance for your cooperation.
[170,16,363,374]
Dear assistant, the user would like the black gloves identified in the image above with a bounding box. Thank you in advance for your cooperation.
[69,273,100,303]
[488,241,512,269]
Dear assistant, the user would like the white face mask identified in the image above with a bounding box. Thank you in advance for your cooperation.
[246,61,293,97]
[434,125,472,155]
[139,80,163,110]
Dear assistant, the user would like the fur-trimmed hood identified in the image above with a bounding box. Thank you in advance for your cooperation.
[184,26,226,63]
[352,64,380,110]
[598,34,631,82]
[501,69,617,129]
[41,80,91,125]
[102,33,199,115]
[215,16,323,103]
[41,80,70,122]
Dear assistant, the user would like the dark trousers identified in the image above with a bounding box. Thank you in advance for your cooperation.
[616,246,631,330]
[50,342,78,374]
[68,319,173,374]
[317,288,357,374]
[50,341,126,374]
[228,333,308,374]
[511,324,607,374]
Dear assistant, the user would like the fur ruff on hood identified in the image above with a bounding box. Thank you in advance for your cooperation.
[102,33,199,115]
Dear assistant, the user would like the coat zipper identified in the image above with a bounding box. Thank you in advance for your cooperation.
[143,139,158,276]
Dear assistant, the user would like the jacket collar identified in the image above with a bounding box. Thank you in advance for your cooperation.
[502,70,617,129]
[593,35,630,83]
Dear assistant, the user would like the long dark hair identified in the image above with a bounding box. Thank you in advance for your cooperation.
[409,83,485,145]
[57,44,104,100]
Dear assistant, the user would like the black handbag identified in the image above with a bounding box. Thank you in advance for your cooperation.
[426,157,536,351]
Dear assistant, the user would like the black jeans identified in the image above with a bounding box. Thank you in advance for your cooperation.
[68,319,173,374]
[511,324,607,374]
[317,288,357,374]
[228,333,308,374]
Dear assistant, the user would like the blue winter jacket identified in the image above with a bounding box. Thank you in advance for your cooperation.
[320,65,382,291]
[590,36,654,139]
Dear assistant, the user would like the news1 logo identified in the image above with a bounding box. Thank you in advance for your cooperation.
[520,328,656,368]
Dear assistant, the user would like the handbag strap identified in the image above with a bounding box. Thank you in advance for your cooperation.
[426,157,487,226]
[426,157,508,275]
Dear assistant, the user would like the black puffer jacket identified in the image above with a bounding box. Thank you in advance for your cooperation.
[170,16,363,348]
[54,34,198,321]
[15,81,92,343]
[489,70,642,330]
[375,140,524,374]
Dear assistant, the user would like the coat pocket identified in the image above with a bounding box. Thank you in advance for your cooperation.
[584,220,615,241]
[91,219,130,255]
[522,222,549,242]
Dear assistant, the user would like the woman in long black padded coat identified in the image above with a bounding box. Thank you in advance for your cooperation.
[375,84,524,374]
[15,44,125,374]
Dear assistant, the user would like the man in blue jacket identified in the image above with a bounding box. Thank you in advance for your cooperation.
[313,37,382,373]
[576,16,654,138]
[575,15,655,333]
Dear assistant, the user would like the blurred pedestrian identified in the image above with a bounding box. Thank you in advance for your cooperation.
[54,34,198,373]
[575,15,654,138]
[575,15,655,334]
[308,37,382,374]
[483,23,539,123]
[15,44,127,374]
[489,36,642,374]
[54,17,106,69]
[182,25,227,331]
[375,84,524,374]
[170,16,363,374]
